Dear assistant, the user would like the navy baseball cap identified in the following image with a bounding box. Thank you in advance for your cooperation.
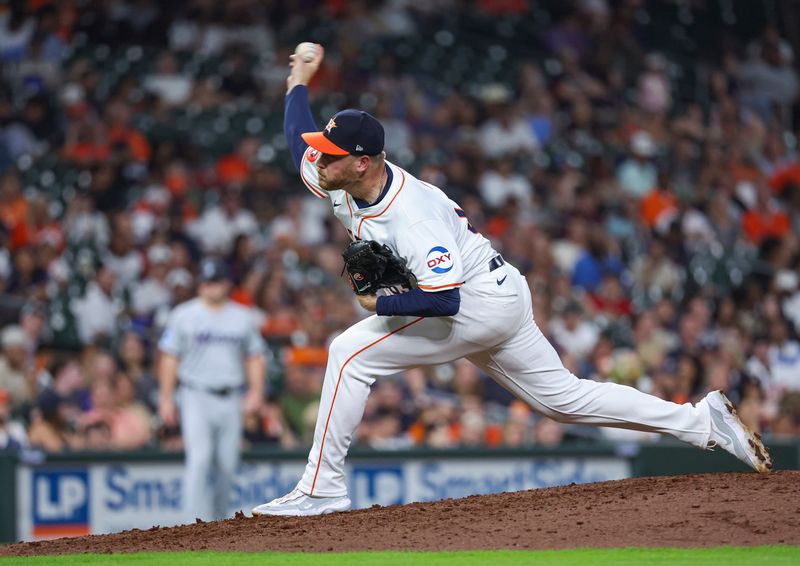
[302,109,384,156]
[198,258,229,282]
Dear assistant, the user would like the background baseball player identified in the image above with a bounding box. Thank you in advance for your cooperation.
[159,258,265,522]
[251,44,772,517]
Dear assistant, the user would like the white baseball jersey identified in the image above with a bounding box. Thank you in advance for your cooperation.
[300,147,498,292]
[159,298,264,388]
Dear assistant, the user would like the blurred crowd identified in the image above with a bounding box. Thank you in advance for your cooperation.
[1,0,800,454]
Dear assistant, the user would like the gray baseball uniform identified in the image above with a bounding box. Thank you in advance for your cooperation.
[159,297,264,521]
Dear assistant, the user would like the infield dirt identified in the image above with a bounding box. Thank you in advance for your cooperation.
[3,471,799,556]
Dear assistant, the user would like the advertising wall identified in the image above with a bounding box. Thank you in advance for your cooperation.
[15,454,630,541]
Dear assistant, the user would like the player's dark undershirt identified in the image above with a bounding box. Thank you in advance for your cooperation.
[285,84,461,317]
[376,287,460,317]
[285,85,317,170]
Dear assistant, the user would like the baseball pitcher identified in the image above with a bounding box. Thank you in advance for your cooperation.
[252,44,771,517]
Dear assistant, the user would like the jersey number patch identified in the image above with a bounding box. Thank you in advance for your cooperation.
[454,208,478,234]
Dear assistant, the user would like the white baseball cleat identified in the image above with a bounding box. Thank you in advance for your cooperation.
[251,488,352,517]
[701,390,772,473]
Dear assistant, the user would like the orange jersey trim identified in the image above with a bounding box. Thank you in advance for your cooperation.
[310,315,425,495]
[418,282,465,291]
[300,155,328,199]
[356,169,406,239]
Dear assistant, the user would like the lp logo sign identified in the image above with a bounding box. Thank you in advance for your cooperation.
[350,465,404,508]
[33,469,89,524]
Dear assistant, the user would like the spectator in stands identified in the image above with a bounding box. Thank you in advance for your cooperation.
[101,213,143,288]
[220,51,259,99]
[130,186,172,246]
[363,405,410,450]
[617,131,659,198]
[631,237,683,302]
[0,388,26,450]
[533,417,565,447]
[632,309,675,371]
[74,263,118,345]
[741,181,791,245]
[571,231,624,293]
[0,223,11,289]
[550,300,599,361]
[38,356,87,425]
[27,388,78,452]
[5,246,47,299]
[189,186,259,254]
[478,157,534,211]
[113,373,153,448]
[477,85,539,158]
[63,190,111,249]
[0,325,32,412]
[775,393,800,437]
[776,270,800,333]
[118,330,158,410]
[502,400,533,447]
[165,267,195,307]
[767,318,800,392]
[637,53,672,116]
[280,352,325,444]
[131,244,173,319]
[243,400,297,448]
[144,52,193,107]
[737,33,799,120]
[78,416,113,450]
[18,300,46,360]
[0,170,27,247]
[0,5,34,62]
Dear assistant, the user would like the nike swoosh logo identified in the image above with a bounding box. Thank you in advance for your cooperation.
[496,275,507,286]
[333,201,341,207]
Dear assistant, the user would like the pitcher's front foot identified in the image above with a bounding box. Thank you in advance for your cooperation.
[251,488,352,517]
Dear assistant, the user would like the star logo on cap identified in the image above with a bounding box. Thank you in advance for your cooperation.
[324,118,337,134]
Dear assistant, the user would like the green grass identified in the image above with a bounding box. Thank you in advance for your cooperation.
[1,547,798,565]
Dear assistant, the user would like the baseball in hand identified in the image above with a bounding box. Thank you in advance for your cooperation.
[295,42,320,63]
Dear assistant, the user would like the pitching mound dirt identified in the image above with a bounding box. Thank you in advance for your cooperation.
[3,471,799,556]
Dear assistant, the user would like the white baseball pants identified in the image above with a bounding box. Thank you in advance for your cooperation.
[297,263,712,497]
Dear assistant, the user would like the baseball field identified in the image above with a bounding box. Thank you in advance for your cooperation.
[2,472,799,564]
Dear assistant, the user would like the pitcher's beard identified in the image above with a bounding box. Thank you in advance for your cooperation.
[318,173,345,191]
[317,167,358,192]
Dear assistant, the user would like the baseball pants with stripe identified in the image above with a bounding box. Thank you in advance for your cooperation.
[296,262,712,497]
